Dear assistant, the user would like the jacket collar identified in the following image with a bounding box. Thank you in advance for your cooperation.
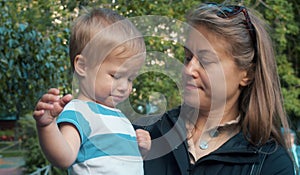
[162,106,262,166]
[197,132,261,164]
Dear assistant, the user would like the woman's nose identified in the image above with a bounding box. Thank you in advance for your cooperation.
[184,57,200,78]
[116,79,130,92]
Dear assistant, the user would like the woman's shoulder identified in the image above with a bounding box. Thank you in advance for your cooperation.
[230,133,294,174]
[260,141,295,174]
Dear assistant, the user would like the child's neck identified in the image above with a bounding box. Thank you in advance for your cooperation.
[76,93,117,109]
[77,93,93,102]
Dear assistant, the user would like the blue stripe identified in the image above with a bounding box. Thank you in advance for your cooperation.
[87,102,126,118]
[77,133,141,163]
[57,110,91,143]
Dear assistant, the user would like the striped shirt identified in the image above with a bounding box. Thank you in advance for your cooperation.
[57,99,143,175]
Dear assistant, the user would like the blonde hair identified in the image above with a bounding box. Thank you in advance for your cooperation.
[69,8,145,71]
[186,4,289,147]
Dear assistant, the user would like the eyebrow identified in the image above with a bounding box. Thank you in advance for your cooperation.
[196,49,213,56]
[184,46,213,56]
[184,45,219,61]
[197,48,218,57]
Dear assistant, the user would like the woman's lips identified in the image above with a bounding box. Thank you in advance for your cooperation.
[112,95,125,102]
[184,82,204,91]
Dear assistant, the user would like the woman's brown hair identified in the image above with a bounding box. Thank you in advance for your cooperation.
[186,4,289,147]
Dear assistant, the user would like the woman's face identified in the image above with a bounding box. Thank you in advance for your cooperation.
[182,26,249,114]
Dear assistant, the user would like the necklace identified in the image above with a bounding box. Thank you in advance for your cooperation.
[198,116,241,150]
[199,129,220,149]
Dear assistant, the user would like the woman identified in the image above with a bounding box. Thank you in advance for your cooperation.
[138,2,295,175]
[34,2,295,175]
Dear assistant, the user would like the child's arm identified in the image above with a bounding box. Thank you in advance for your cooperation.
[135,129,151,159]
[33,88,78,168]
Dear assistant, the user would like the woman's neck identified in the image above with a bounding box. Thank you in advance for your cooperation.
[184,105,240,142]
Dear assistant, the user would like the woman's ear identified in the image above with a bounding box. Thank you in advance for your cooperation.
[240,70,254,87]
[74,54,86,77]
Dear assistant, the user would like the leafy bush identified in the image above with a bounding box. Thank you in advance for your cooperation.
[18,115,67,174]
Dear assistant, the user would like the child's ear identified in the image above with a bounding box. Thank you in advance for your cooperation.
[74,54,86,76]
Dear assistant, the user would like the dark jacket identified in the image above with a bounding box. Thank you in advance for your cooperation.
[134,106,295,175]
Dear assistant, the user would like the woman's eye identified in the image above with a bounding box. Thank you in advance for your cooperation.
[196,50,217,66]
[184,47,193,64]
[111,74,120,79]
[184,55,192,64]
[198,57,214,67]
[128,75,138,82]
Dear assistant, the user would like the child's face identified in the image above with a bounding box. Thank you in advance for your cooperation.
[85,53,144,108]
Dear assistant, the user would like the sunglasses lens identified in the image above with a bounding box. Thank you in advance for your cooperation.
[201,3,257,62]
[217,6,243,18]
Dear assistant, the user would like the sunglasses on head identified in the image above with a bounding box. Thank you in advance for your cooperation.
[204,3,257,62]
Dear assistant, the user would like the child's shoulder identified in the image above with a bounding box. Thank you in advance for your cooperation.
[64,99,125,117]
[63,99,88,111]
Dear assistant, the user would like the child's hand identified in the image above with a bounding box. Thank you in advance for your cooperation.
[136,129,151,159]
[33,88,72,127]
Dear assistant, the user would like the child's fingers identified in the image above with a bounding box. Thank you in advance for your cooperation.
[44,93,60,102]
[136,129,149,134]
[40,92,60,104]
[136,129,151,148]
[33,102,54,119]
[52,101,66,117]
[135,129,151,158]
[136,129,151,140]
[39,88,60,103]
[35,101,54,111]
[48,88,60,95]
[34,89,60,115]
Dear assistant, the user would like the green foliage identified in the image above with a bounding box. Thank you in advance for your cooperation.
[255,0,300,119]
[0,1,71,117]
[18,115,67,174]
[0,0,299,172]
[112,0,198,113]
[0,1,71,172]
[18,116,47,173]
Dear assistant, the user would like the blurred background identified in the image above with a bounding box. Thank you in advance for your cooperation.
[0,0,299,174]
